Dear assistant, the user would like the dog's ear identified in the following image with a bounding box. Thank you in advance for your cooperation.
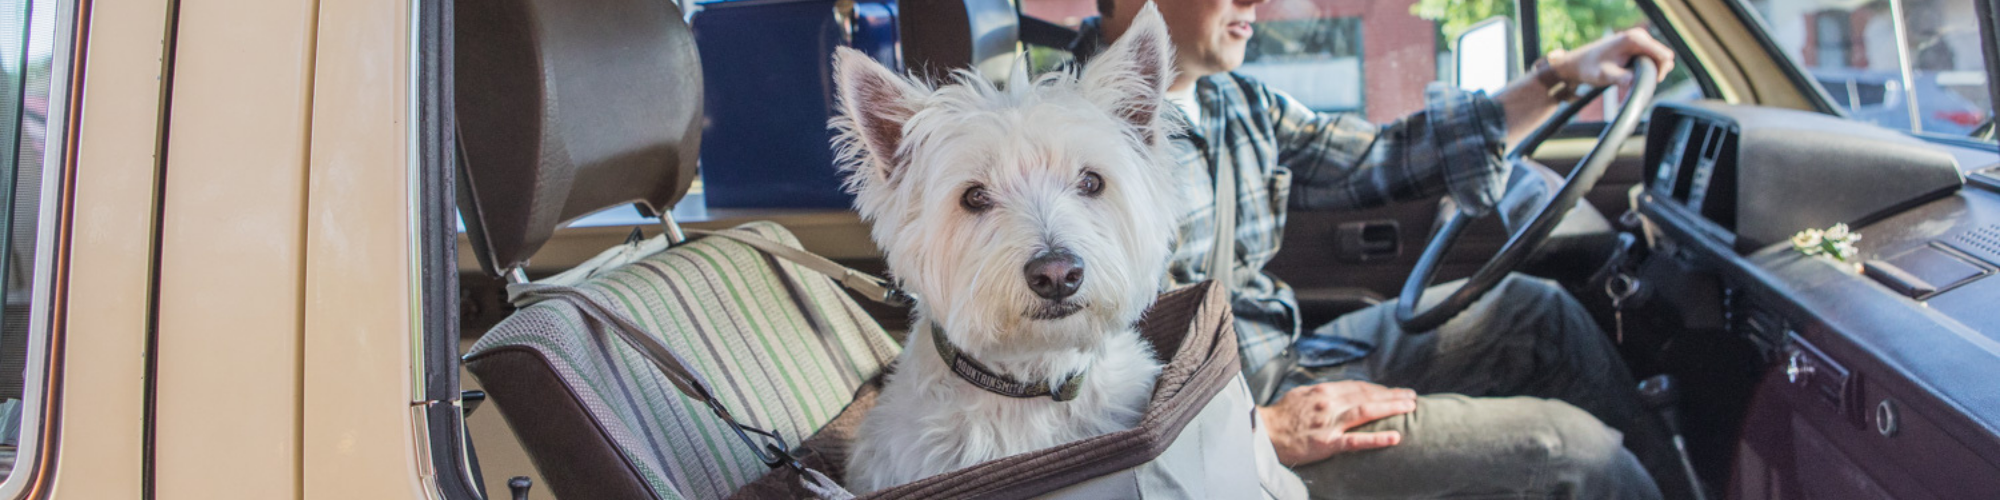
[833,47,922,188]
[1081,1,1174,145]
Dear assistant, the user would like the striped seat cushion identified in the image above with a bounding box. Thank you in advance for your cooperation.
[467,221,902,499]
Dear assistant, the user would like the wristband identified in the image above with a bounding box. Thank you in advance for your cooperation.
[1533,55,1578,102]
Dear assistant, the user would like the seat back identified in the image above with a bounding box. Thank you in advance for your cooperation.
[453,0,908,498]
[465,222,900,499]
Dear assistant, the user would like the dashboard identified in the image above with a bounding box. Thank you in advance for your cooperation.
[1641,102,1964,253]
[1647,110,1738,234]
[1635,101,2000,498]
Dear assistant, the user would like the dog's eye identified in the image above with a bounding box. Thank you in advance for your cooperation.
[961,185,994,212]
[1078,172,1105,197]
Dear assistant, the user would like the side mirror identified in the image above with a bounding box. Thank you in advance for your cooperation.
[1455,16,1517,94]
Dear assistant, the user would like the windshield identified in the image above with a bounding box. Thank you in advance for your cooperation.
[1744,0,1995,142]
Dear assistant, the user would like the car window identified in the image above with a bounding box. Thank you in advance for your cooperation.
[1022,0,1705,124]
[0,0,62,487]
[1239,16,1365,114]
[1746,0,1995,141]
[1421,0,1705,123]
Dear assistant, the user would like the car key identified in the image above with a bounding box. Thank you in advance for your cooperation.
[1605,274,1640,344]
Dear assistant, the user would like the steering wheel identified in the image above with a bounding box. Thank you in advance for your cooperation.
[1395,58,1658,333]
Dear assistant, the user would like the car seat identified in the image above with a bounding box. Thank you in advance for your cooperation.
[454,1,1304,498]
[453,0,996,497]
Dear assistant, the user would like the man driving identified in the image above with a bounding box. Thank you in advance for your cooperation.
[1072,0,1682,497]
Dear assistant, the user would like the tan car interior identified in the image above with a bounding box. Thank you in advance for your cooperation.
[449,0,1835,498]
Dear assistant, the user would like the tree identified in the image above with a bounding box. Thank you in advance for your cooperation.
[1414,0,1645,53]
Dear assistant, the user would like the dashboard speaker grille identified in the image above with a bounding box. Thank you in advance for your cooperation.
[1948,223,2000,266]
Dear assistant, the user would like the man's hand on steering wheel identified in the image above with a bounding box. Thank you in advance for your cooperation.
[1548,28,1677,88]
[1395,47,1663,333]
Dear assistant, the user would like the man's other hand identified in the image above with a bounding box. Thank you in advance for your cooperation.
[1258,380,1419,466]
[1551,28,1677,87]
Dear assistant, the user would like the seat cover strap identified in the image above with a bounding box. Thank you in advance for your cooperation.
[688,228,913,307]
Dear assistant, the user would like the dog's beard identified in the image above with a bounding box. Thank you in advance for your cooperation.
[1026,300,1083,320]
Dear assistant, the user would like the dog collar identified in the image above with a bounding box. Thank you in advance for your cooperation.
[929,324,1086,402]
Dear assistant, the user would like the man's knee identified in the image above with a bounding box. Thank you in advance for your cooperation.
[1534,399,1629,475]
[1295,396,1656,498]
[1532,399,1662,498]
[1413,396,1625,471]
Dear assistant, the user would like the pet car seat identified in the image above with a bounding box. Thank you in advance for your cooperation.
[733,282,1306,499]
[455,0,1305,497]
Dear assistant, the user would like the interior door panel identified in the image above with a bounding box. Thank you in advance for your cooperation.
[1268,129,1650,319]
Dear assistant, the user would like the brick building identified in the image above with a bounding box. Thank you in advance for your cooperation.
[1022,0,1440,122]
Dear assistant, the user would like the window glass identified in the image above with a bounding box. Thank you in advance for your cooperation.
[1748,0,1994,140]
[1238,17,1364,113]
[1021,0,1705,123]
[0,0,61,484]
[1021,0,1459,121]
[1421,0,1702,122]
[1245,1,1441,121]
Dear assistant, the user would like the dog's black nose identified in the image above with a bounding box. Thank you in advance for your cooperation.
[1024,249,1085,300]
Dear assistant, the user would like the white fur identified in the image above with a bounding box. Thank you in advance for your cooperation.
[830,3,1186,492]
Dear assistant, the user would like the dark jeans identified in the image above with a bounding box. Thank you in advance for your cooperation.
[1281,274,1670,499]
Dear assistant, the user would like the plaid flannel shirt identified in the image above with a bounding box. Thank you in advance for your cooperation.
[1071,20,1511,373]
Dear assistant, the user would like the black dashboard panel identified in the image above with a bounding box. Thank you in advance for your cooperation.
[1643,102,1964,252]
[1636,101,2000,498]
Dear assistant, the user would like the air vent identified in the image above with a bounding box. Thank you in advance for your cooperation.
[1947,223,2000,266]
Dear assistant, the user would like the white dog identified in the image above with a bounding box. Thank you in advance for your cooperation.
[831,3,1185,492]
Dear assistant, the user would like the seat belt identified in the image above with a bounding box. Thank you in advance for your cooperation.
[1209,148,1236,294]
[1219,159,1292,406]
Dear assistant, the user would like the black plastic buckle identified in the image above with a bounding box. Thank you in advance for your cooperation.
[882,288,916,308]
[724,417,803,471]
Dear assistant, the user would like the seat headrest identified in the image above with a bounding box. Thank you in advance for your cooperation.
[901,0,1020,83]
[455,0,703,278]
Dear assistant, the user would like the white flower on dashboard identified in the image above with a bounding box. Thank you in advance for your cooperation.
[1791,229,1824,253]
[1831,241,1856,260]
[1792,223,1861,262]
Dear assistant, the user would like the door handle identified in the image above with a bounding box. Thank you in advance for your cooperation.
[1335,220,1401,263]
